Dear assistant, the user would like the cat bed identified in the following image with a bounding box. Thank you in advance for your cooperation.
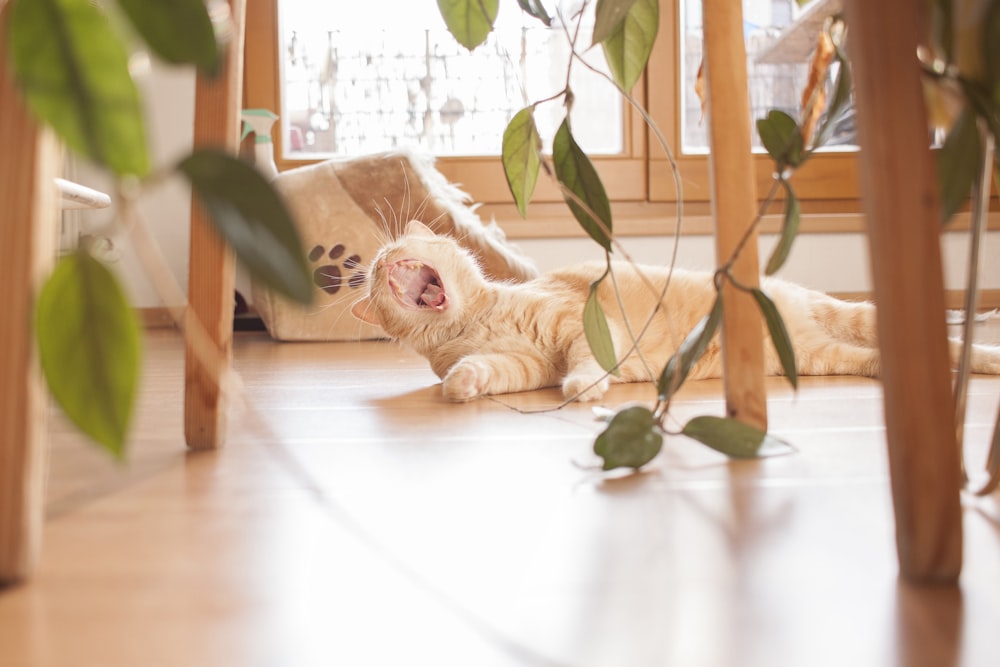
[251,150,538,341]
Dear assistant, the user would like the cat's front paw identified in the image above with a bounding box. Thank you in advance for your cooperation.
[562,374,609,402]
[443,360,488,402]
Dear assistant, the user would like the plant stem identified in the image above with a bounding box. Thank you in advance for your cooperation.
[716,176,783,278]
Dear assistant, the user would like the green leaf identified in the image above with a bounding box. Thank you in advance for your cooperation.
[756,109,804,169]
[958,77,1000,151]
[515,0,551,26]
[930,0,954,64]
[437,0,499,50]
[116,0,220,74]
[751,288,798,389]
[936,107,981,225]
[765,179,800,275]
[593,0,640,44]
[985,0,1000,100]
[178,149,313,304]
[594,406,663,470]
[553,119,614,251]
[658,295,722,401]
[584,275,620,377]
[682,416,795,459]
[600,0,659,92]
[502,107,542,218]
[36,250,141,460]
[9,0,149,176]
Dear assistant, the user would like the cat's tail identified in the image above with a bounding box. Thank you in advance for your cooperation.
[816,294,1000,374]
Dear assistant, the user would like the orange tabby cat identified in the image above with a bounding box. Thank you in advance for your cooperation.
[351,221,1000,401]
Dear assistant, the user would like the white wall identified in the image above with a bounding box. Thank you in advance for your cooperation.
[68,63,197,310]
[519,230,1000,296]
[67,64,1000,308]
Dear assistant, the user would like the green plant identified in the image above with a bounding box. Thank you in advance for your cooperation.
[924,0,1000,221]
[922,0,1000,495]
[436,0,852,469]
[4,0,312,459]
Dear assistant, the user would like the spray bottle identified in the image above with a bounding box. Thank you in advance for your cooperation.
[240,108,280,181]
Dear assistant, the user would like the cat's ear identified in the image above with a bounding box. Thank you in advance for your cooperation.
[351,297,381,326]
[405,220,436,238]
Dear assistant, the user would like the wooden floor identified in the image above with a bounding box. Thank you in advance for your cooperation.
[1,327,999,666]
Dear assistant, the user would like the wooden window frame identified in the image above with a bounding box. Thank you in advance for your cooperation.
[245,0,645,217]
[247,1,1000,239]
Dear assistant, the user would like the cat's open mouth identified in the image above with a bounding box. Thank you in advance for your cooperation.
[387,259,447,311]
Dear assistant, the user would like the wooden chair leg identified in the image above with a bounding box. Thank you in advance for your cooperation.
[184,0,247,450]
[0,9,60,583]
[702,0,768,430]
[845,0,963,582]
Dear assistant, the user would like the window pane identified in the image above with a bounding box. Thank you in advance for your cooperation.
[681,0,856,153]
[278,1,624,159]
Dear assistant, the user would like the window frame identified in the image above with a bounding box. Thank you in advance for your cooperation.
[244,0,925,239]
[246,2,646,197]
[646,1,863,205]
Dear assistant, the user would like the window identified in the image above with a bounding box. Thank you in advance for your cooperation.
[278,1,623,157]
[245,0,861,238]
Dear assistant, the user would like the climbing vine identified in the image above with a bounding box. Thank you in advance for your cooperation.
[437,0,852,469]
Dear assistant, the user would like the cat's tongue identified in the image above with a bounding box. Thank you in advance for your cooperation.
[388,259,447,311]
[419,281,445,308]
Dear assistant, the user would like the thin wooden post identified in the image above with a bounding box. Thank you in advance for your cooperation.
[0,6,60,583]
[184,0,247,449]
[845,0,963,581]
[702,0,768,430]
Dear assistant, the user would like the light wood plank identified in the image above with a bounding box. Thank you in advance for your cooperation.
[0,6,60,583]
[701,0,768,430]
[845,0,963,582]
[184,0,247,449]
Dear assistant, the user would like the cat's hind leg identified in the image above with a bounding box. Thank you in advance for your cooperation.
[442,351,556,401]
[562,338,616,402]
[562,359,611,402]
[789,339,882,378]
[948,339,1000,374]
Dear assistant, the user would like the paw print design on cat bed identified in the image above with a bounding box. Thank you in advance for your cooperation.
[308,243,366,295]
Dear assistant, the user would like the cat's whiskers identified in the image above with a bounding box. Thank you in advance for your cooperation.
[314,273,381,338]
[399,159,413,226]
[369,206,393,248]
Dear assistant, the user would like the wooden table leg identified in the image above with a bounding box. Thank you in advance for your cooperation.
[184,0,247,450]
[702,0,768,430]
[845,0,963,582]
[0,7,60,583]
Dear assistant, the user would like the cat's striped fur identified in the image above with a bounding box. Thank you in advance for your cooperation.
[351,221,1000,402]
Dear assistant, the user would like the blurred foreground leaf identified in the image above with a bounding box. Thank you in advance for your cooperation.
[9,0,149,176]
[936,107,980,224]
[36,250,141,460]
[179,149,313,304]
[116,0,220,74]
